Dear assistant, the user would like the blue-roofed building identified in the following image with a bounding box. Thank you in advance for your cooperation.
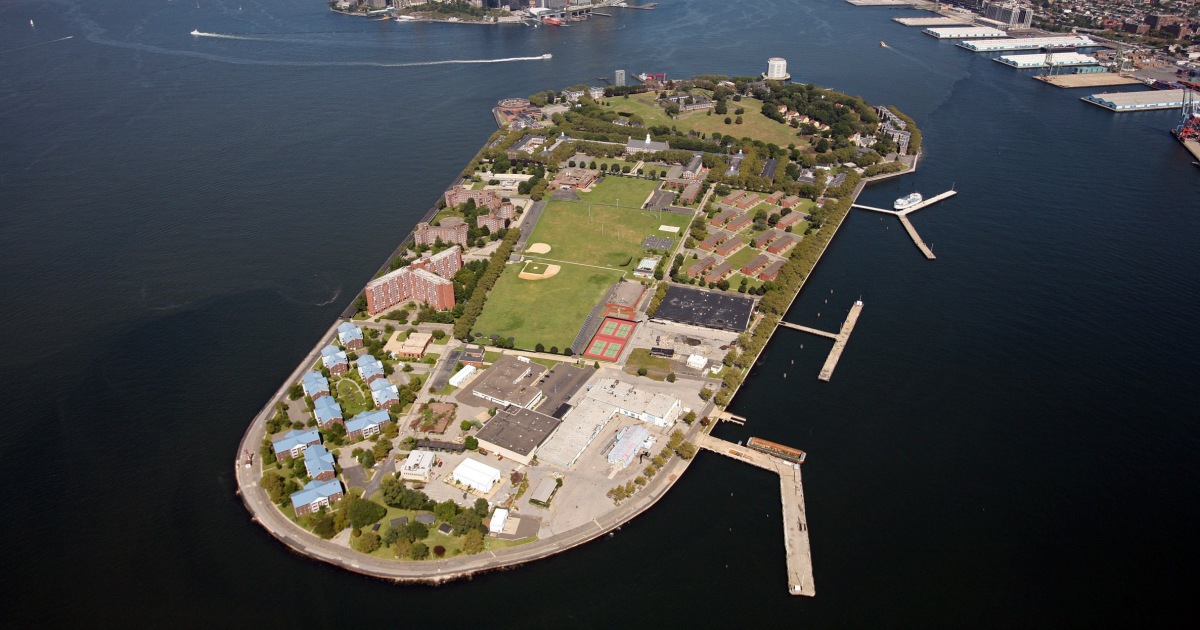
[313,396,344,429]
[337,322,364,350]
[302,371,330,400]
[303,444,337,481]
[290,478,344,516]
[357,354,385,384]
[370,378,400,409]
[272,428,321,460]
[321,345,348,376]
[346,410,392,442]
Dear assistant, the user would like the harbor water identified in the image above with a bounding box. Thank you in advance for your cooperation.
[1,0,1198,625]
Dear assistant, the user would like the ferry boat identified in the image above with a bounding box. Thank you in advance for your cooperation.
[542,16,564,26]
[190,29,201,35]
[894,192,923,210]
[541,53,553,59]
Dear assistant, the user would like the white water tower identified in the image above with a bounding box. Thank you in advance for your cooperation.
[764,57,791,81]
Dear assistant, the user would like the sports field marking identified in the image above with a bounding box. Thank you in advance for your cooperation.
[526,242,552,255]
[603,344,620,359]
[518,263,561,281]
[601,321,617,336]
[589,340,607,355]
[616,323,633,338]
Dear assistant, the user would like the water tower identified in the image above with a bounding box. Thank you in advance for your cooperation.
[764,57,791,81]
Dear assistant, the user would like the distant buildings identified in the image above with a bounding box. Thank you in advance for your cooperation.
[614,69,626,87]
[397,450,436,482]
[370,378,400,409]
[608,424,651,469]
[585,377,682,427]
[625,133,670,155]
[364,246,462,314]
[356,354,386,384]
[475,406,562,465]
[393,332,433,359]
[550,167,599,191]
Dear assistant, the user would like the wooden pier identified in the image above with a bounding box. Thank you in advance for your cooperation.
[852,188,955,260]
[778,300,863,381]
[696,433,815,596]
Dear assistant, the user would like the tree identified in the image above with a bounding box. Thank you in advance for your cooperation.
[359,450,376,469]
[677,442,698,460]
[549,346,559,354]
[593,361,600,370]
[463,529,485,555]
[637,367,648,377]
[407,521,429,541]
[683,410,697,425]
[434,500,460,523]
[288,384,303,400]
[347,498,387,529]
[433,545,446,558]
[724,117,732,125]
[313,515,338,539]
[460,420,473,432]
[667,372,676,383]
[260,471,286,503]
[699,386,714,401]
[465,436,479,450]
[352,531,381,554]
[431,329,446,340]
[735,115,744,125]
[474,498,489,517]
[410,542,429,560]
[535,343,545,352]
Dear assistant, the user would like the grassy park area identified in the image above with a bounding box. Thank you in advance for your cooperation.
[604,93,803,148]
[528,179,692,269]
[473,264,619,350]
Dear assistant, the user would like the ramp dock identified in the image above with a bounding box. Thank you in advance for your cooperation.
[696,432,815,596]
[778,300,864,381]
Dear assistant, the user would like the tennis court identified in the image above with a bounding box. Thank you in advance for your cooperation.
[582,316,638,362]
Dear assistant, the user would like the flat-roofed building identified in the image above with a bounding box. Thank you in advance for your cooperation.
[469,355,547,409]
[536,397,619,469]
[395,332,433,359]
[608,424,651,469]
[449,365,477,388]
[585,377,682,427]
[396,449,436,482]
[475,406,562,465]
[364,247,462,315]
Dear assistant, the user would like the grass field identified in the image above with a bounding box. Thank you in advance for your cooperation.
[473,264,619,350]
[523,261,549,275]
[336,378,371,417]
[604,93,803,148]
[528,179,692,269]
[724,245,759,272]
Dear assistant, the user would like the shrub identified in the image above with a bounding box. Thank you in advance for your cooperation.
[433,545,446,558]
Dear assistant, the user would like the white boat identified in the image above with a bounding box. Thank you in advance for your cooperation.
[542,53,552,59]
[190,29,201,36]
[894,192,922,210]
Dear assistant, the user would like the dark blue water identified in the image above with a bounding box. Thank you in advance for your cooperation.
[3,0,1198,625]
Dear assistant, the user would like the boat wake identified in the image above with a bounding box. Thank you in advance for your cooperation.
[186,31,550,66]
[190,30,257,40]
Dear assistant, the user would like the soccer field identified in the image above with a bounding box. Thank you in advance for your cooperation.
[528,178,693,269]
[473,264,620,351]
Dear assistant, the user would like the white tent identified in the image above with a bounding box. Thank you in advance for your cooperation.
[489,508,510,534]
[451,458,502,493]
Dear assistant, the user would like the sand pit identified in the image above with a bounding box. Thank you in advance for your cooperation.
[526,243,552,255]
[518,263,561,280]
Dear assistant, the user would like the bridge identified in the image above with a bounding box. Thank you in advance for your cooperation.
[777,300,864,381]
[696,432,815,596]
[852,189,957,260]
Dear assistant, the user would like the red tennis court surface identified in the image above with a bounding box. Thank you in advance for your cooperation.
[583,316,637,362]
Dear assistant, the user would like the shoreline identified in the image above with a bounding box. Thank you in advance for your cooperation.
[236,87,920,584]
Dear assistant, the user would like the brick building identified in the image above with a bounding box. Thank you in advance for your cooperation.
[414,217,469,247]
[364,247,462,315]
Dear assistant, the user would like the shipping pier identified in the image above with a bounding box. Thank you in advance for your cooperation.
[778,300,864,382]
[853,189,957,259]
[696,432,815,596]
[1081,89,1198,112]
[892,16,967,27]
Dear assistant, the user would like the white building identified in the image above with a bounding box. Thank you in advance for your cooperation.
[686,354,708,370]
[449,365,477,388]
[396,450,436,482]
[451,458,502,494]
[489,507,510,534]
[615,69,626,87]
[608,425,650,469]
[585,377,682,427]
[764,57,790,81]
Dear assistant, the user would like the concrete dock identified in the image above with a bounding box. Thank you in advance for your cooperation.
[1082,89,1197,112]
[778,300,864,381]
[852,189,954,259]
[696,433,815,596]
[892,16,966,26]
[1033,73,1142,89]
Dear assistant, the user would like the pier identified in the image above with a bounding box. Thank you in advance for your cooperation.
[892,16,967,27]
[1082,89,1197,113]
[1033,73,1142,89]
[696,433,815,596]
[778,300,864,381]
[852,189,956,260]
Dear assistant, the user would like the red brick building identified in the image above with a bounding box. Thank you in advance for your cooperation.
[364,247,462,315]
[414,218,469,247]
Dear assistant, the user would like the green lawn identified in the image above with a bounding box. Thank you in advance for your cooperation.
[528,179,692,269]
[624,348,673,373]
[473,264,619,350]
[603,93,804,148]
[335,378,372,417]
[724,246,759,272]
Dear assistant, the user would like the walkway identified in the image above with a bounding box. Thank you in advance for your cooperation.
[852,188,956,260]
[777,300,864,381]
[695,433,815,596]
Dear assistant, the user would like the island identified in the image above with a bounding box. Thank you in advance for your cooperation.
[235,62,920,595]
